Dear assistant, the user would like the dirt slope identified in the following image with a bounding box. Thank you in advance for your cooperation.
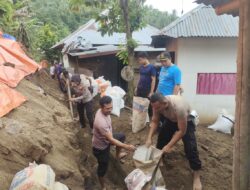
[0,74,87,190]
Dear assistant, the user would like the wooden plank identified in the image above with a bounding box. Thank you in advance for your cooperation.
[233,0,250,189]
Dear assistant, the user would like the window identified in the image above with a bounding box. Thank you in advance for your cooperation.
[196,73,236,95]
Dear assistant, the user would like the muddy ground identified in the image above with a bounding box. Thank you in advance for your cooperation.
[0,70,233,190]
[79,98,233,190]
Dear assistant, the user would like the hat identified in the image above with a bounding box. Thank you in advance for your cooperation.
[71,74,81,83]
[159,52,171,61]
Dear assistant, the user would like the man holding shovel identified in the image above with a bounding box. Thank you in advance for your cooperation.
[145,93,202,190]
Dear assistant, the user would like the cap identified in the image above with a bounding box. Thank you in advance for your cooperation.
[159,52,171,61]
[71,74,81,83]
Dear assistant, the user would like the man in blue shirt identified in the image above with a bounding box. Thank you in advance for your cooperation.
[157,52,182,96]
[136,52,156,98]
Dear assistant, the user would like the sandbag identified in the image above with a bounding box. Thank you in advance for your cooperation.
[208,114,234,134]
[95,76,111,96]
[132,97,149,133]
[133,145,165,188]
[53,182,69,190]
[125,169,149,190]
[9,163,55,190]
[105,86,125,117]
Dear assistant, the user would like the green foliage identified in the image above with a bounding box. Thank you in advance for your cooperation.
[0,0,18,34]
[35,24,59,61]
[127,38,138,49]
[144,5,178,29]
[69,0,108,12]
[96,0,146,35]
[116,46,128,65]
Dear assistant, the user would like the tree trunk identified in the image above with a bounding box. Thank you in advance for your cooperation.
[233,0,250,189]
[120,0,134,106]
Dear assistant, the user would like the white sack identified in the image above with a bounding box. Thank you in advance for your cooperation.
[132,97,149,133]
[125,169,149,190]
[9,163,55,190]
[208,114,235,134]
[105,86,125,117]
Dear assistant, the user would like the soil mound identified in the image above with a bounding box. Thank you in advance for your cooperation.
[0,72,87,190]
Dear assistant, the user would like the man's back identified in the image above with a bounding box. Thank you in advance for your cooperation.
[159,95,190,122]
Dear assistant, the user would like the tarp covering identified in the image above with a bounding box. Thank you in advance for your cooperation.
[0,83,26,117]
[0,37,40,117]
[0,38,40,87]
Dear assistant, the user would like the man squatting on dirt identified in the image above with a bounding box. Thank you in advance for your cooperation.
[92,96,136,190]
[146,93,202,190]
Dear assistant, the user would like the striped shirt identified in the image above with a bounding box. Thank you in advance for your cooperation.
[92,109,113,150]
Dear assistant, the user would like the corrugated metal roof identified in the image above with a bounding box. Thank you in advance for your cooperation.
[160,5,239,38]
[52,19,97,49]
[69,45,165,58]
[52,20,160,49]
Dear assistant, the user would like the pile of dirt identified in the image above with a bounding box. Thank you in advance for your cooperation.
[0,72,92,190]
[0,70,233,190]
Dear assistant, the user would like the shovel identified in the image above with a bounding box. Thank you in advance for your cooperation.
[141,154,163,190]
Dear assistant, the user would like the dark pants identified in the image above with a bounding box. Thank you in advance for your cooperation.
[92,133,125,177]
[76,100,93,128]
[157,118,202,171]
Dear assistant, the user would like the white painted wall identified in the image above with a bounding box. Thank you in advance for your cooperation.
[176,38,237,124]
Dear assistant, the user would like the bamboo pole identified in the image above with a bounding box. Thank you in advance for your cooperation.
[233,0,250,189]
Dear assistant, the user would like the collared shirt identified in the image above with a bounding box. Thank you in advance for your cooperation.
[92,109,113,150]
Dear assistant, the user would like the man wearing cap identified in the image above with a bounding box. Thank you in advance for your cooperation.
[146,93,202,190]
[69,74,94,129]
[157,52,182,96]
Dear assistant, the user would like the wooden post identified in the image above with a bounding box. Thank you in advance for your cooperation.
[66,79,74,120]
[233,0,250,189]
[215,0,240,15]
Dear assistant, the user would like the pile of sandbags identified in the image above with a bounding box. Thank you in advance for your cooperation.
[9,163,68,190]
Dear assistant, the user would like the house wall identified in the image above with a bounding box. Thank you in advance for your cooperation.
[172,37,237,124]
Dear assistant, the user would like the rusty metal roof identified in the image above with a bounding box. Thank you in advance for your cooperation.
[159,4,239,38]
